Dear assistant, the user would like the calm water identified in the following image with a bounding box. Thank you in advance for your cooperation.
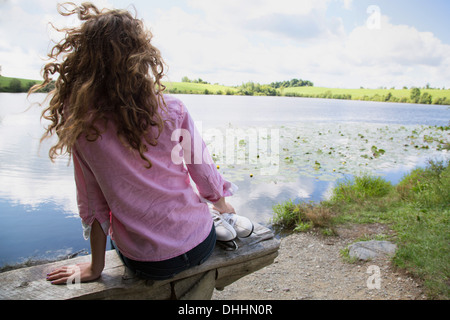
[0,93,449,267]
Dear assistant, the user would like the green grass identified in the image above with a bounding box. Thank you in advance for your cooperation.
[273,199,337,235]
[0,76,42,87]
[272,159,450,299]
[283,86,450,104]
[163,81,238,95]
[330,174,393,203]
[283,86,423,99]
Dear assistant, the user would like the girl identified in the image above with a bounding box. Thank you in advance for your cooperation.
[33,2,239,284]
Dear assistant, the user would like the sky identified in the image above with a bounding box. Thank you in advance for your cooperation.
[0,0,449,89]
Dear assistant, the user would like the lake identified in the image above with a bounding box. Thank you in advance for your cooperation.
[0,93,449,267]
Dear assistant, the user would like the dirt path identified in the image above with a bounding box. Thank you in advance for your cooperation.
[212,224,427,300]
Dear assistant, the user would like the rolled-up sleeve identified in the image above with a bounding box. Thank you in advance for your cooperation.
[73,147,111,239]
[177,102,237,203]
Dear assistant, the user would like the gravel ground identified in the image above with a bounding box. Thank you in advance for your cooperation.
[212,224,427,300]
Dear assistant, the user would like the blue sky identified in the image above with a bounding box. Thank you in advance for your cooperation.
[1,0,449,88]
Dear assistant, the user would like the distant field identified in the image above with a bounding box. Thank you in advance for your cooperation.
[163,81,238,95]
[283,86,450,101]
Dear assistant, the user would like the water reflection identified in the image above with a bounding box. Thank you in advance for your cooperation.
[0,199,85,266]
[233,175,336,225]
[0,94,77,215]
[180,94,450,126]
[0,94,83,266]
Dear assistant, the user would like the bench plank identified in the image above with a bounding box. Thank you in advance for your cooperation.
[0,223,279,300]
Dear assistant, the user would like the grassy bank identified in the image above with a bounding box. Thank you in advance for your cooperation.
[272,159,450,299]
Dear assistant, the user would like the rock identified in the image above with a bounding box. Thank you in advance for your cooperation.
[348,240,397,261]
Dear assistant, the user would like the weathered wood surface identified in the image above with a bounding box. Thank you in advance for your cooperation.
[0,223,279,300]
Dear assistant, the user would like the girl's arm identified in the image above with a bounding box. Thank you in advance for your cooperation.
[46,219,106,285]
[87,219,107,277]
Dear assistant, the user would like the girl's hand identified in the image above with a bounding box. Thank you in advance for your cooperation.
[47,219,106,285]
[46,262,102,285]
[213,197,235,214]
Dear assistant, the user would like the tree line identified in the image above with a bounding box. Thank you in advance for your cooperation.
[181,76,210,84]
[269,78,314,88]
[235,79,313,96]
[181,76,314,89]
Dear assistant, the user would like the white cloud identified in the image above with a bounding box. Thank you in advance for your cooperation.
[0,0,111,79]
[150,0,347,85]
[185,0,342,43]
[342,0,353,10]
[346,16,447,68]
[148,1,449,88]
[0,3,47,78]
[1,0,449,88]
[188,0,328,20]
[340,15,450,88]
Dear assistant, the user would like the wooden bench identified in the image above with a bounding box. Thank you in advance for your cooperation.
[0,223,279,300]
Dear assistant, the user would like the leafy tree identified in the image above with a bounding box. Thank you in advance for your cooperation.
[385,92,392,102]
[269,78,314,89]
[9,78,22,92]
[419,92,432,104]
[410,87,421,103]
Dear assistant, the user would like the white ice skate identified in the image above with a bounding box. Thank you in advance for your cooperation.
[212,210,236,241]
[221,213,254,238]
[211,210,239,251]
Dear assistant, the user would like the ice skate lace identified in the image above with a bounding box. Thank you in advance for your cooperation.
[212,211,227,227]
[221,213,237,228]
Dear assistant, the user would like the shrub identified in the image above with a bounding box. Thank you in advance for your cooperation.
[272,200,298,229]
[9,78,23,92]
[419,92,432,104]
[397,159,450,208]
[410,87,421,103]
[330,174,393,203]
[272,200,336,233]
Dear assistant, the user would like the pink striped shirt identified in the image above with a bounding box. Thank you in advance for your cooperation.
[73,95,234,262]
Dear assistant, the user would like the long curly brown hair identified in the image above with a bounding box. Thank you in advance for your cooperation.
[30,2,167,168]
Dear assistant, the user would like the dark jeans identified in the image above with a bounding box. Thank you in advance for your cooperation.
[111,225,216,281]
